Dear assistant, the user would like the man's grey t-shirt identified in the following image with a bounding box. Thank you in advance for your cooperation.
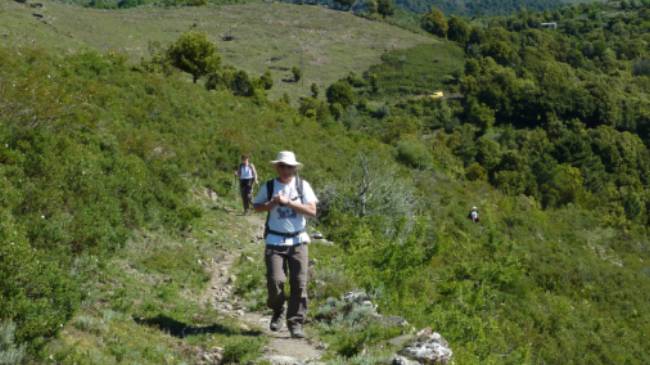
[253,177,318,246]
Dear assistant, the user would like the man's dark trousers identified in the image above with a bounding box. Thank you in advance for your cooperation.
[264,243,308,328]
[239,178,254,211]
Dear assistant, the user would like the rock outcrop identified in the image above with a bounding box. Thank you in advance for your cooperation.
[393,328,453,365]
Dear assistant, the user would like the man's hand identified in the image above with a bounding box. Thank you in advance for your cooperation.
[275,193,290,206]
[287,200,317,218]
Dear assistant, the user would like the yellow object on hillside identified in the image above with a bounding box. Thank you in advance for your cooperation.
[430,91,444,100]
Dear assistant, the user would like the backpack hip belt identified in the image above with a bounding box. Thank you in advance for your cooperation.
[265,228,305,238]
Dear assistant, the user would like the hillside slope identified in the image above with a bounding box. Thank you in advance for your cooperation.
[0,0,434,99]
[1,1,649,364]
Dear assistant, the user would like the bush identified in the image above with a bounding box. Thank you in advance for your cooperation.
[377,0,394,17]
[421,7,448,37]
[0,213,80,350]
[310,83,319,98]
[299,97,331,123]
[231,70,255,96]
[466,162,487,181]
[326,81,355,108]
[259,70,274,90]
[291,66,302,82]
[221,337,263,364]
[0,321,25,365]
[632,59,650,76]
[167,32,220,83]
[395,136,433,169]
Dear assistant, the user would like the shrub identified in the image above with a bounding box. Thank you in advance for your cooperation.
[377,0,394,17]
[326,81,355,108]
[0,321,25,365]
[310,82,319,98]
[231,70,255,96]
[259,70,274,90]
[466,162,487,181]
[221,337,263,364]
[632,59,650,76]
[291,66,302,82]
[167,32,220,83]
[395,136,433,169]
[0,213,80,351]
[447,16,470,44]
[421,7,448,37]
[299,97,331,123]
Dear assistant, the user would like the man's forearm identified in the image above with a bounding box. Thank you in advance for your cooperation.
[288,201,317,218]
[254,201,275,212]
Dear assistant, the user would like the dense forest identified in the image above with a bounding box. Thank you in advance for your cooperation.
[63,0,585,16]
[322,0,650,222]
[396,0,569,15]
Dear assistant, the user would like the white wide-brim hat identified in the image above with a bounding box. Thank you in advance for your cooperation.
[270,151,302,167]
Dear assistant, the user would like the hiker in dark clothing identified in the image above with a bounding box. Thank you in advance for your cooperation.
[253,151,318,339]
[235,154,258,213]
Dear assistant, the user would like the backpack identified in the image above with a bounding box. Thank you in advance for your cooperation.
[263,176,304,238]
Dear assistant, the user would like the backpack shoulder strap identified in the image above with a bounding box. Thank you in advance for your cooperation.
[263,179,275,238]
[266,179,274,201]
[295,175,304,203]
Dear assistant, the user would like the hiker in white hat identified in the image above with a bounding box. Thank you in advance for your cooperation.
[252,150,318,339]
[468,206,480,223]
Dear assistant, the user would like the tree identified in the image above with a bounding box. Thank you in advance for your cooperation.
[541,164,585,207]
[364,0,378,15]
[291,66,302,83]
[298,97,331,123]
[310,83,319,98]
[231,71,255,97]
[633,59,650,76]
[259,70,274,90]
[447,16,470,44]
[334,0,355,10]
[326,81,355,109]
[465,97,496,131]
[421,7,448,38]
[167,32,220,83]
[377,0,395,17]
[368,73,379,94]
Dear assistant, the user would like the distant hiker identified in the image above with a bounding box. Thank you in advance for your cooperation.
[253,151,318,339]
[235,154,258,213]
[468,206,480,223]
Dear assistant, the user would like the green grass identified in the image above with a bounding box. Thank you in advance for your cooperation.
[366,42,465,99]
[0,0,435,101]
[42,190,266,364]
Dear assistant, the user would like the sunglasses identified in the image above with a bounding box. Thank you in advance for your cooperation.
[277,164,296,170]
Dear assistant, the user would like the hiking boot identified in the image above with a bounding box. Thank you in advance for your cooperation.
[289,324,305,339]
[269,311,283,332]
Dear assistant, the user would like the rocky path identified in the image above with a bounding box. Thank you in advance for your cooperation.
[202,213,323,365]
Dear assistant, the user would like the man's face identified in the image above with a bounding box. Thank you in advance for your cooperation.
[241,158,249,164]
[275,163,296,179]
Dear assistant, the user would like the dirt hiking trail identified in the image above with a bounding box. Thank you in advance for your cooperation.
[202,212,324,364]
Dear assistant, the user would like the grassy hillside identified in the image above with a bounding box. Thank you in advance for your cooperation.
[0,40,377,363]
[1,0,649,364]
[0,0,433,100]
